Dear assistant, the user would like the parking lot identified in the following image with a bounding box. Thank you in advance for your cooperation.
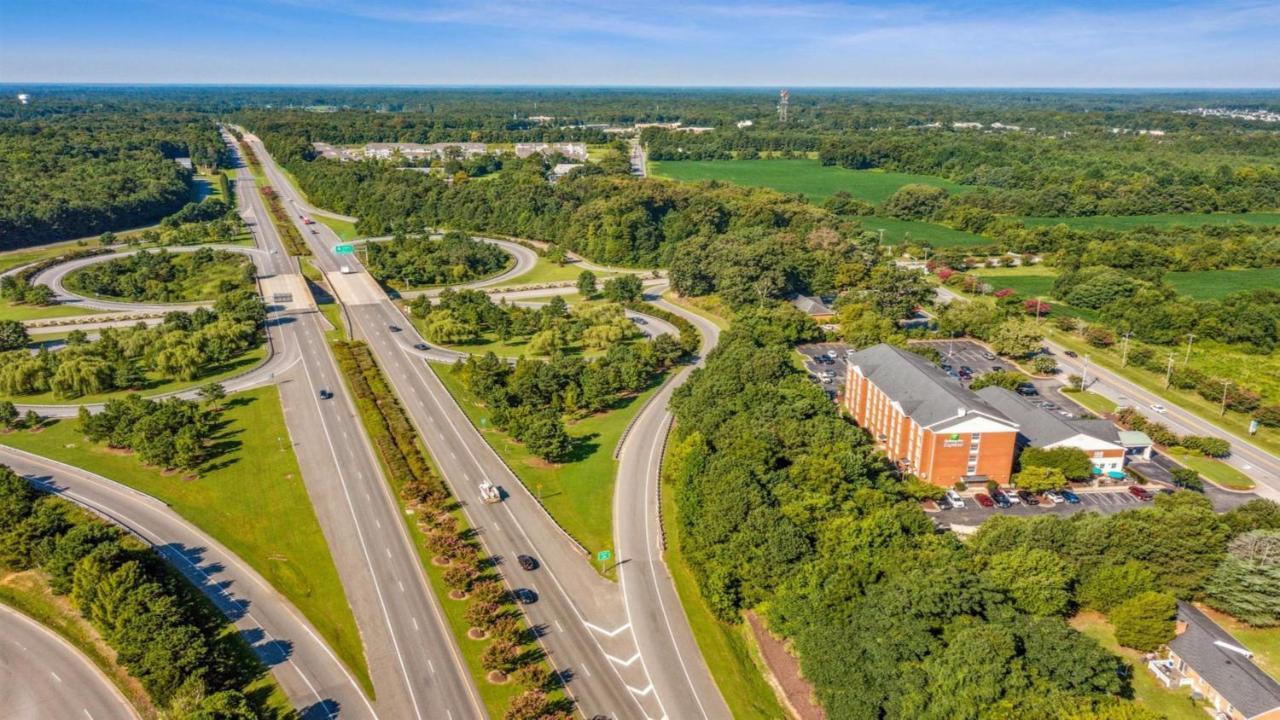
[910,339,1091,418]
[936,486,1158,525]
[797,342,852,398]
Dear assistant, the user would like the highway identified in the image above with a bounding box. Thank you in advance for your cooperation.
[226,131,486,720]
[935,285,1280,498]
[0,603,138,720]
[243,129,685,719]
[0,446,372,720]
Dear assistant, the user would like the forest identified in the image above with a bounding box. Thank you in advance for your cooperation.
[366,231,510,288]
[66,247,255,303]
[0,111,232,247]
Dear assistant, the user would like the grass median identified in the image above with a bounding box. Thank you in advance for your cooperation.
[0,385,374,697]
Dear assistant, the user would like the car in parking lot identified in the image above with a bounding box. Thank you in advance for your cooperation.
[975,493,995,508]
[981,352,996,360]
[517,554,539,571]
[995,488,1019,505]
[991,490,1013,508]
[826,349,839,359]
[1016,490,1040,505]
[1060,489,1081,504]
[1016,385,1039,397]
[935,495,952,510]
[1044,490,1066,504]
[945,490,966,509]
[1128,485,1154,501]
[959,366,974,376]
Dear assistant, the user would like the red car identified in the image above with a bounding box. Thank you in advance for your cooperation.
[975,493,995,508]
[1127,485,1153,501]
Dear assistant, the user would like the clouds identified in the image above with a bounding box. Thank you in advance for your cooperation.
[1,0,1278,85]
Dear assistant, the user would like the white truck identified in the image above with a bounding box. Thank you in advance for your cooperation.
[478,480,502,504]
[339,265,354,274]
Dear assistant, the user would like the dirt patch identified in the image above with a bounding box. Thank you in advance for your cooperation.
[467,627,489,641]
[449,589,469,601]
[745,611,825,720]
[486,670,509,684]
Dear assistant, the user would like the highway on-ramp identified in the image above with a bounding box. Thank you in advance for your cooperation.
[0,603,139,720]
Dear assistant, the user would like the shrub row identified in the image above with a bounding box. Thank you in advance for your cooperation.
[258,186,311,257]
[1116,407,1232,457]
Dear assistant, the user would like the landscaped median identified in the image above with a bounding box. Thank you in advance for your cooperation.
[328,339,569,718]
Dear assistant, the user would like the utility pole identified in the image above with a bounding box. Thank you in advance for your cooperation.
[1164,353,1175,389]
[1183,333,1196,365]
[1220,380,1232,416]
[1120,331,1133,367]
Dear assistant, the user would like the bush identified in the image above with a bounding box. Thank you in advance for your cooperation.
[1019,447,1093,481]
[1013,465,1068,493]
[1179,435,1231,458]
[1083,326,1115,348]
[1254,405,1280,428]
[1077,562,1156,611]
[1032,356,1057,374]
[1110,591,1177,651]
[1170,467,1204,492]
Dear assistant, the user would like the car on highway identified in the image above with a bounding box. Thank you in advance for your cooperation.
[1016,490,1040,505]
[1128,485,1154,501]
[1150,404,1167,413]
[414,343,429,351]
[1064,350,1079,358]
[1044,490,1066,504]
[1060,489,1081,504]
[945,490,966,509]
[318,389,333,400]
[975,493,995,508]
[517,554,539,571]
[389,325,402,332]
[513,588,538,605]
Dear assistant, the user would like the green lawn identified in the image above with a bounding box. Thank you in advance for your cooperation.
[0,386,374,697]
[0,244,86,274]
[662,292,732,331]
[1070,612,1206,720]
[493,256,620,288]
[65,252,254,304]
[315,215,360,242]
[1021,212,1280,231]
[1164,268,1280,300]
[660,448,786,720]
[0,342,268,406]
[0,299,106,323]
[973,265,1059,297]
[860,216,993,249]
[1168,448,1255,491]
[1199,606,1280,680]
[1060,389,1117,415]
[430,361,662,560]
[650,159,970,204]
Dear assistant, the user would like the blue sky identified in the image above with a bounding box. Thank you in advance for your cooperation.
[2,0,1278,86]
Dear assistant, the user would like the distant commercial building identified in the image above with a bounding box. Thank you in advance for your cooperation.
[363,142,488,160]
[514,142,588,162]
[975,386,1128,475]
[1148,602,1280,720]
[845,344,1019,486]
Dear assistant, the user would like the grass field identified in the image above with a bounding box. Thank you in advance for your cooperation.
[65,252,254,304]
[492,256,623,288]
[0,342,267,406]
[1164,268,1280,300]
[316,215,360,242]
[1060,388,1117,415]
[0,298,106,323]
[650,159,969,204]
[430,361,661,560]
[1070,612,1206,720]
[660,445,787,720]
[1168,448,1255,491]
[0,386,374,696]
[967,266,1100,321]
[1021,212,1280,231]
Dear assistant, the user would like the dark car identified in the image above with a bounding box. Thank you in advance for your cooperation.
[1060,489,1081,504]
[975,493,995,508]
[1064,350,1079,358]
[959,366,974,375]
[517,554,539,571]
[935,495,952,510]
[940,364,953,372]
[1127,485,1153,501]
[991,364,1005,372]
[414,343,429,351]
[1016,384,1039,397]
[389,325,402,332]
[1016,490,1040,505]
[513,588,538,605]
[318,389,333,400]
[991,490,1013,508]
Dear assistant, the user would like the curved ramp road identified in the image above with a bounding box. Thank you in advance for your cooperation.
[0,604,139,720]
[0,447,374,720]
[358,235,539,297]
[613,292,732,720]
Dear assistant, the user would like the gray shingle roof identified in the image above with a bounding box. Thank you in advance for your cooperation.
[847,344,1015,429]
[975,387,1122,447]
[1169,601,1280,719]
[790,295,835,316]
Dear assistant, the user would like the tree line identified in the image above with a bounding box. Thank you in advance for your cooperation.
[66,247,254,303]
[0,465,282,718]
[366,231,510,288]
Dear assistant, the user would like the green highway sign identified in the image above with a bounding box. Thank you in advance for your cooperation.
[335,244,355,255]
[597,550,612,563]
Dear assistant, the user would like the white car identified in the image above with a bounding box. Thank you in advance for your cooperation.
[1044,490,1066,505]
[945,490,966,509]
[1151,404,1167,414]
[826,349,839,359]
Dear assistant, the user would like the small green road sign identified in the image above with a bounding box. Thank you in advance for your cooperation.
[335,244,355,255]
[597,549,612,563]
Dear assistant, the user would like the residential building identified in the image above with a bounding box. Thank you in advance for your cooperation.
[363,142,487,160]
[514,142,588,161]
[845,344,1019,486]
[790,295,836,321]
[1148,602,1280,720]
[975,386,1128,475]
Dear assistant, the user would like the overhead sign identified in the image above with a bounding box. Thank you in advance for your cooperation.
[334,244,355,255]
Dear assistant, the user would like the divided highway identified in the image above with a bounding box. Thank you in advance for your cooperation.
[0,603,138,720]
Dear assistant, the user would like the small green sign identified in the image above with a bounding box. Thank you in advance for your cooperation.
[335,244,355,255]
[597,550,612,563]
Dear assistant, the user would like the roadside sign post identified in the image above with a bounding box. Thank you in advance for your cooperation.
[597,549,612,571]
[334,244,355,255]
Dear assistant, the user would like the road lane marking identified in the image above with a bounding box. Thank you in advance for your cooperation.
[606,652,642,667]
[583,621,631,637]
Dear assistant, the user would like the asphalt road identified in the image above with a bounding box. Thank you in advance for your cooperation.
[242,130,680,719]
[0,446,372,720]
[226,130,485,720]
[0,604,138,720]
[935,285,1280,499]
[613,291,733,720]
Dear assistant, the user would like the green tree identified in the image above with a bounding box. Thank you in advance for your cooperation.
[1077,561,1156,611]
[602,274,643,303]
[1111,591,1177,651]
[969,369,1026,392]
[836,302,904,348]
[879,183,949,220]
[988,317,1044,357]
[986,547,1075,616]
[1204,530,1280,626]
[522,412,572,462]
[576,270,597,297]
[1014,465,1068,493]
[0,320,29,351]
[1019,447,1093,481]
[0,401,17,430]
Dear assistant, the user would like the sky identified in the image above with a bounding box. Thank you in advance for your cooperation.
[2,0,1279,87]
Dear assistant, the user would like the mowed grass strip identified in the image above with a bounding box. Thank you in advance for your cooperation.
[650,159,969,204]
[429,361,661,560]
[1163,267,1280,300]
[0,386,374,696]
[1021,212,1280,231]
